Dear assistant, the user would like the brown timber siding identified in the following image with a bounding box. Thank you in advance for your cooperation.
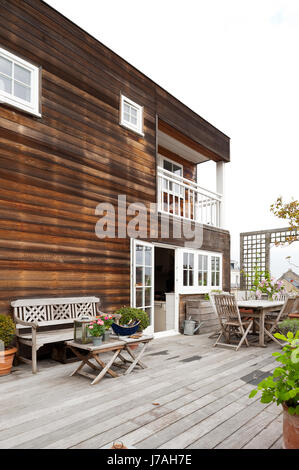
[0,0,230,315]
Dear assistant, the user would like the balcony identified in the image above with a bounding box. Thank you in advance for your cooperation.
[157,166,222,227]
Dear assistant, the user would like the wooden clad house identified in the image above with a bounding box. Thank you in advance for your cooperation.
[0,0,230,336]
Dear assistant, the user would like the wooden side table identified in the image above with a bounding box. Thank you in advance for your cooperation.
[66,339,125,385]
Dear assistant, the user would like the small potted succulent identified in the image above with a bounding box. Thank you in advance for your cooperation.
[0,314,16,376]
[88,318,105,346]
[249,330,299,449]
[97,313,114,341]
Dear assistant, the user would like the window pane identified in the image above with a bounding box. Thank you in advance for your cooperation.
[0,57,12,77]
[131,115,137,125]
[183,270,188,286]
[189,254,194,269]
[136,246,143,265]
[131,107,137,118]
[198,271,203,286]
[211,257,215,271]
[183,252,188,269]
[136,288,143,307]
[144,267,152,286]
[124,111,130,122]
[14,82,31,102]
[144,247,152,266]
[14,64,31,85]
[0,75,12,93]
[198,255,202,271]
[124,103,130,114]
[145,287,151,306]
[173,164,182,176]
[136,267,143,286]
[204,256,208,270]
[216,272,220,286]
[163,160,172,172]
[215,257,220,271]
[204,272,208,286]
[189,270,194,286]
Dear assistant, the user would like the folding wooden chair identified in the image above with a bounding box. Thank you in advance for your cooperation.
[264,295,299,346]
[212,293,254,351]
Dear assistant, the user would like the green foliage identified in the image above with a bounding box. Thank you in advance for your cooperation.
[270,197,299,245]
[0,314,15,348]
[114,306,150,331]
[279,319,299,337]
[249,331,299,415]
[88,319,105,337]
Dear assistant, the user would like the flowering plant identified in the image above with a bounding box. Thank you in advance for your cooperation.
[97,313,114,330]
[255,276,286,300]
[88,319,105,337]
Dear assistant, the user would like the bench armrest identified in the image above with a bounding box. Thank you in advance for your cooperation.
[14,317,38,329]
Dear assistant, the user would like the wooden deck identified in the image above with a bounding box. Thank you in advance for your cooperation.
[0,334,283,449]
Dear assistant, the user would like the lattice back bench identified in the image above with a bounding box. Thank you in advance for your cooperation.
[11,296,100,373]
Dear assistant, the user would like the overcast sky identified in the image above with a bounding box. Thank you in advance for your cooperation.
[46,0,299,277]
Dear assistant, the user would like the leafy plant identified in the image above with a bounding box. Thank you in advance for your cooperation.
[114,307,150,332]
[0,314,15,348]
[249,331,299,415]
[278,319,299,337]
[88,318,105,337]
[97,313,114,330]
[270,197,299,245]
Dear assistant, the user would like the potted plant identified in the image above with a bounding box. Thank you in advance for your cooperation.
[249,330,299,449]
[97,313,114,341]
[0,314,16,376]
[113,307,150,349]
[88,318,105,346]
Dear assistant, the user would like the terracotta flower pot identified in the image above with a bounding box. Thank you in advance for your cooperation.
[282,403,299,449]
[0,347,17,376]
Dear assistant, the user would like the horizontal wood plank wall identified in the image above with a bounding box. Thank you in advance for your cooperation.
[0,0,230,315]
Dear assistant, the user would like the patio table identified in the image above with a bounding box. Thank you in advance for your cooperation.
[66,334,153,385]
[237,300,283,347]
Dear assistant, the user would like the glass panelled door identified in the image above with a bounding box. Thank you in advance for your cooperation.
[131,239,154,334]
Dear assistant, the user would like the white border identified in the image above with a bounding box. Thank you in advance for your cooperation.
[0,47,41,117]
[120,94,144,136]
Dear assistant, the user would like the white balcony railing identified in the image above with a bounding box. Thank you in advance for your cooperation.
[157,166,222,227]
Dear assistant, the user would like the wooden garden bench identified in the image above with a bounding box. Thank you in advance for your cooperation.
[11,296,100,374]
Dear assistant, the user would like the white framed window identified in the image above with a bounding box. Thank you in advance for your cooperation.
[120,95,143,135]
[183,252,194,287]
[0,48,40,117]
[178,249,222,293]
[211,255,221,287]
[198,254,208,286]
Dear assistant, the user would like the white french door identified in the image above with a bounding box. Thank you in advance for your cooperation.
[131,239,154,334]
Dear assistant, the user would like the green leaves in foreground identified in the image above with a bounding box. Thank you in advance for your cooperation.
[248,330,299,415]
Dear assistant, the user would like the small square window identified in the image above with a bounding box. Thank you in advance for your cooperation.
[0,47,40,117]
[120,95,143,135]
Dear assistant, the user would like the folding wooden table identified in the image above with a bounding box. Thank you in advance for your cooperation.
[66,334,153,385]
[237,300,283,347]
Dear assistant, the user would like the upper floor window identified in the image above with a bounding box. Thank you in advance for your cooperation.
[162,157,183,196]
[120,95,143,135]
[0,48,40,117]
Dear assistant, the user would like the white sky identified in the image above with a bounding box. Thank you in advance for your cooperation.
[46,0,299,277]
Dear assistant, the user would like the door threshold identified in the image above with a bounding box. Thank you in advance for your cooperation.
[154,329,180,339]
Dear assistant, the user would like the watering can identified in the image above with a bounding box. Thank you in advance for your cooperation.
[183,317,202,335]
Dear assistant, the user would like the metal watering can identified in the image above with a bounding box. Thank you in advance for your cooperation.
[183,317,202,335]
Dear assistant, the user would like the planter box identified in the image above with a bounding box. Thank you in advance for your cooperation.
[179,295,219,335]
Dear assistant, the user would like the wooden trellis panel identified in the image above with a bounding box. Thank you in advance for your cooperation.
[240,227,299,290]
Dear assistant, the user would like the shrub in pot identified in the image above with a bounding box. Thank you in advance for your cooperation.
[249,330,299,449]
[0,314,16,376]
[114,307,150,349]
